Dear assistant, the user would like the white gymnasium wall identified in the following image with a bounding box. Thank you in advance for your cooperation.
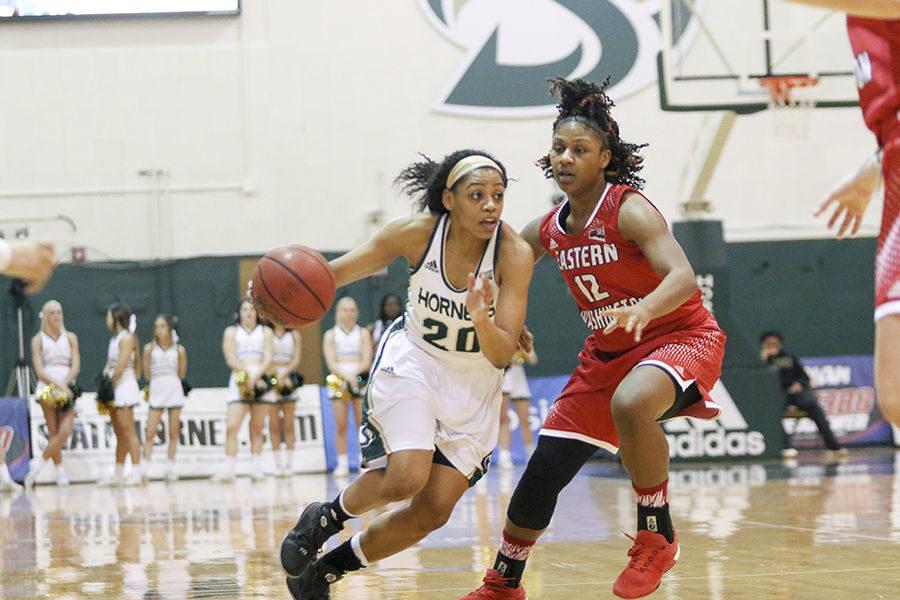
[0,0,880,260]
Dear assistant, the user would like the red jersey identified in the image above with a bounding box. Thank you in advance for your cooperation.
[846,16,900,144]
[539,183,712,354]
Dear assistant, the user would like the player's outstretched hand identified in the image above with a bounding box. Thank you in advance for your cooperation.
[466,272,492,325]
[516,325,534,353]
[7,241,56,293]
[600,304,651,342]
[814,156,880,239]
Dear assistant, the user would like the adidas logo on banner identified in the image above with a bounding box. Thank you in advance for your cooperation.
[424,259,439,273]
[663,381,766,458]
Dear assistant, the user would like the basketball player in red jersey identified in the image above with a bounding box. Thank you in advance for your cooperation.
[463,78,726,600]
[790,1,900,426]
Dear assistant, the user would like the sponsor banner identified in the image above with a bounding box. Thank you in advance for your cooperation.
[0,396,31,482]
[505,369,784,463]
[29,386,326,484]
[789,355,892,448]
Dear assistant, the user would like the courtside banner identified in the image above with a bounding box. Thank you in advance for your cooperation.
[790,355,891,448]
[29,386,326,484]
[508,370,784,463]
[0,396,31,482]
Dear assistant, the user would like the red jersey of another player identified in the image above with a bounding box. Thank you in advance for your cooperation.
[846,16,900,144]
[539,183,713,354]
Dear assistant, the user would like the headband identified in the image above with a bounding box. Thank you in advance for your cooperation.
[446,155,503,190]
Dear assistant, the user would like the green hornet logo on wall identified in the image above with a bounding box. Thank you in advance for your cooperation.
[419,0,693,118]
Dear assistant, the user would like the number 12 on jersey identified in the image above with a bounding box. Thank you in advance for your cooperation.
[574,274,610,303]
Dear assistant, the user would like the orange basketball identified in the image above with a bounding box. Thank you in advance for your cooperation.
[251,245,336,328]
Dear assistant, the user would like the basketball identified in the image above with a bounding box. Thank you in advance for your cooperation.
[251,245,336,328]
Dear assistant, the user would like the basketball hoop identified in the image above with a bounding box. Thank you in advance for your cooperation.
[759,75,819,140]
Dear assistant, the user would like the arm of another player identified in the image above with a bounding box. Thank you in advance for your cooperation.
[0,240,55,293]
[602,193,699,342]
[467,230,534,369]
[814,152,881,238]
[786,0,900,18]
[518,216,548,264]
[329,216,429,288]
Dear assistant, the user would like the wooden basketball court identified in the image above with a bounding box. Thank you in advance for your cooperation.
[2,448,898,599]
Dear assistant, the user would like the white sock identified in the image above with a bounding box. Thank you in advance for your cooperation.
[225,455,236,475]
[499,449,512,461]
[114,464,125,479]
[337,454,348,470]
[166,459,176,471]
[350,533,370,567]
[0,463,11,482]
[278,447,288,469]
[284,447,293,469]
[251,453,260,473]
[140,461,150,476]
[30,456,46,475]
[56,464,67,478]
[525,443,536,457]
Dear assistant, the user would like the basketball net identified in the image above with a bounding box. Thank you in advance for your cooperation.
[759,75,819,140]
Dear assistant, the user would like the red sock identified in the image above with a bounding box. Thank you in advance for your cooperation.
[633,479,668,508]
[493,530,536,588]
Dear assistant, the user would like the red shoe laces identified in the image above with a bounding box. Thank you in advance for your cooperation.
[482,569,514,589]
[623,532,663,573]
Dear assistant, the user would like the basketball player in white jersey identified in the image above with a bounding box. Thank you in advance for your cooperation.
[101,303,143,487]
[280,149,533,598]
[22,300,81,487]
[497,346,539,469]
[141,315,187,482]
[218,299,274,482]
[322,297,372,477]
[266,324,303,477]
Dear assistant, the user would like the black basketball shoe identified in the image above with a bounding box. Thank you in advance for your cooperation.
[281,502,344,578]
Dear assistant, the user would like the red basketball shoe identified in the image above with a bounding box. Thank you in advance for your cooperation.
[613,530,680,599]
[460,569,527,600]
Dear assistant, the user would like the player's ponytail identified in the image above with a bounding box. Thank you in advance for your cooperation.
[395,149,508,214]
[537,77,647,190]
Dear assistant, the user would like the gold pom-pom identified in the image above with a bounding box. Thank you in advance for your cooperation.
[326,374,346,400]
[96,400,111,416]
[39,384,69,408]
[235,370,254,401]
[512,349,529,365]
[142,386,150,402]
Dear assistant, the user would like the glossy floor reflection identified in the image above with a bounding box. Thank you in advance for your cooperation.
[2,448,900,599]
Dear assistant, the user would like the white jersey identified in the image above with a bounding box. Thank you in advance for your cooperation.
[273,331,296,366]
[108,330,135,369]
[150,343,180,379]
[333,325,363,362]
[404,213,501,365]
[234,325,265,362]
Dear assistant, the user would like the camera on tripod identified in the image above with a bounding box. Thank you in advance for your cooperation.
[6,278,35,398]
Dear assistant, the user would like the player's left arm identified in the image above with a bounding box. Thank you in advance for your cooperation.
[602,193,698,342]
[467,229,534,369]
[786,0,900,19]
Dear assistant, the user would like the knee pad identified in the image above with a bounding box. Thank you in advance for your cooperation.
[506,436,596,530]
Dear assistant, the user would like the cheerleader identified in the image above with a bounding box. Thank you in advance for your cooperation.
[216,299,273,482]
[101,303,143,486]
[496,346,539,470]
[322,296,372,476]
[266,325,303,477]
[24,300,81,487]
[367,293,403,351]
[140,315,187,482]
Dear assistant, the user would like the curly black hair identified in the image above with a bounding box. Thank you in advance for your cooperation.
[394,149,508,214]
[537,78,647,190]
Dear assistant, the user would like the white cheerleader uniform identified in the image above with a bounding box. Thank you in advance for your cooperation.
[227,325,267,403]
[108,330,140,408]
[331,324,364,397]
[360,214,504,486]
[149,343,185,409]
[35,331,72,403]
[264,331,299,402]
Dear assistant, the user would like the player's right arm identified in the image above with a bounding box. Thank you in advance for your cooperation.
[329,215,435,287]
[786,0,900,18]
[815,153,881,238]
[518,216,547,263]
